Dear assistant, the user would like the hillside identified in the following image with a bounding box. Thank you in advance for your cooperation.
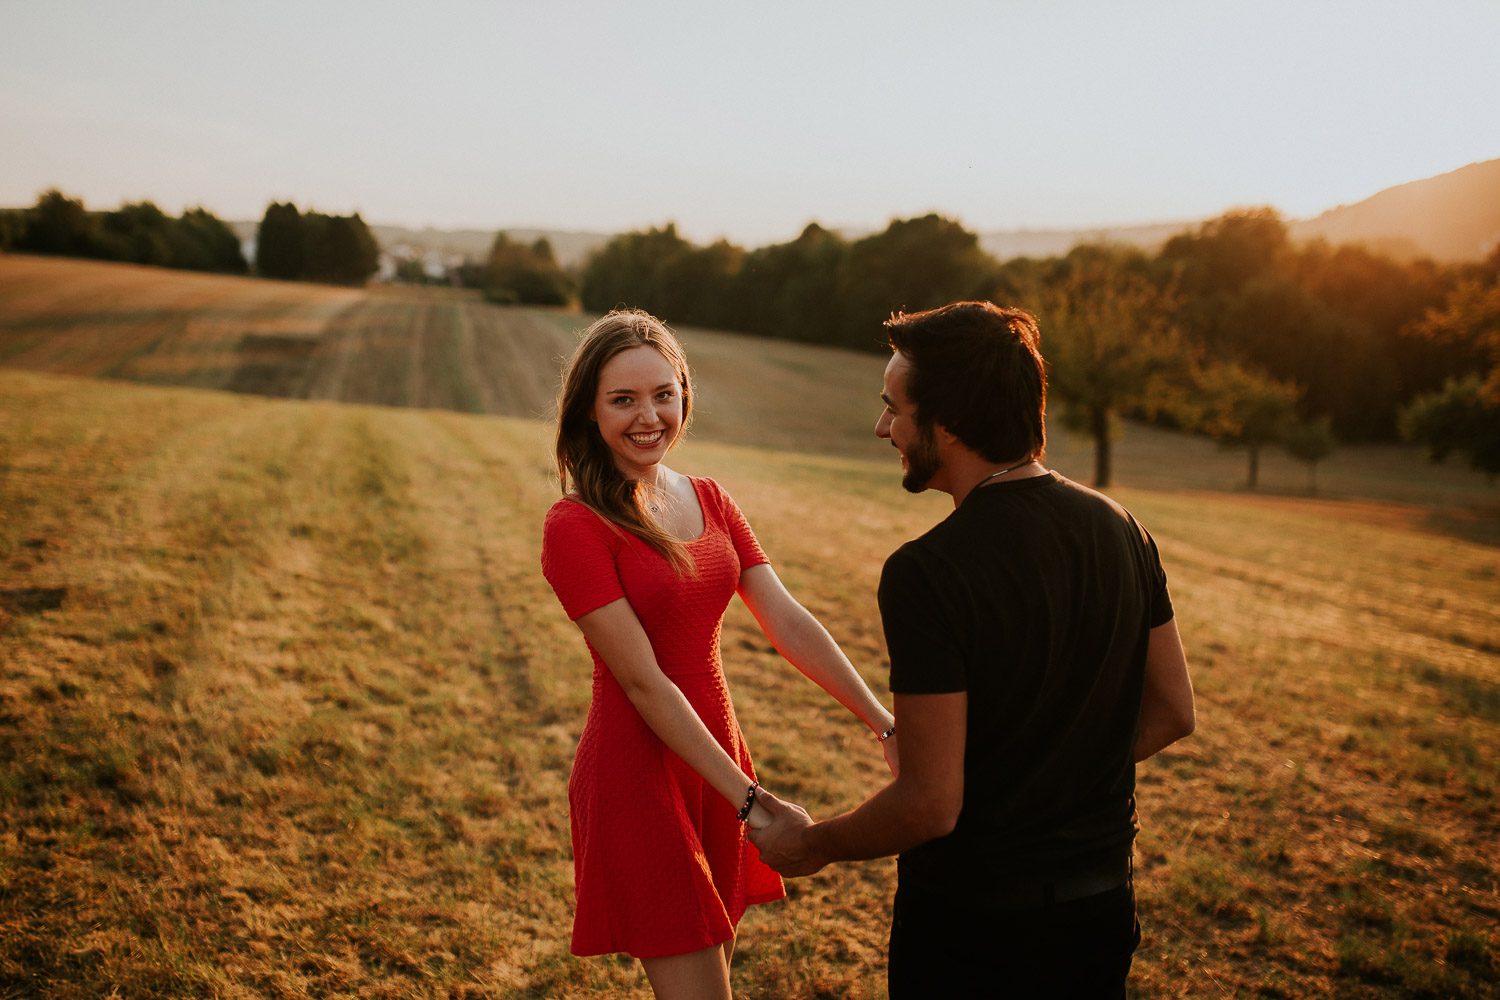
[1291,158,1500,262]
[975,158,1500,263]
[3,253,1497,510]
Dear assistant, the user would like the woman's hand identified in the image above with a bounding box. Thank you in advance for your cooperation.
[880,731,900,778]
[745,794,775,830]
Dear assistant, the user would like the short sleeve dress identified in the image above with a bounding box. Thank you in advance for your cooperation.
[539,476,786,959]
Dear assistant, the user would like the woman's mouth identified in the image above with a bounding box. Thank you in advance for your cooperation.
[628,430,665,447]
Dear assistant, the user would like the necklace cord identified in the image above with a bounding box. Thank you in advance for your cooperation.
[978,459,1033,488]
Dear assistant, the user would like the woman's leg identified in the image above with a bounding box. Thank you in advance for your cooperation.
[640,943,732,1000]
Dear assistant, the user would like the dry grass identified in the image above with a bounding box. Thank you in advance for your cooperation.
[2,254,1498,997]
[3,366,1496,998]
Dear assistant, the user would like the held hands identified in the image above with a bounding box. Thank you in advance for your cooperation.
[746,788,825,877]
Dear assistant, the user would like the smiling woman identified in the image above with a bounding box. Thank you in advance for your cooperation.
[538,309,898,1000]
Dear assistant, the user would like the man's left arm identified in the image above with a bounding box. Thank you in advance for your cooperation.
[1134,617,1195,762]
[750,690,966,876]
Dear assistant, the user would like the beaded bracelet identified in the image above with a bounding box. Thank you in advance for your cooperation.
[736,781,760,823]
[877,726,896,742]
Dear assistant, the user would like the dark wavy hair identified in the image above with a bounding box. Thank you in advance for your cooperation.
[554,309,695,573]
[884,301,1047,464]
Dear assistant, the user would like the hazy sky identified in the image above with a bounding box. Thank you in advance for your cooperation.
[4,0,1498,247]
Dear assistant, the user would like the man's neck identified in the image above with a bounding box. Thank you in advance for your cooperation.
[944,457,1042,508]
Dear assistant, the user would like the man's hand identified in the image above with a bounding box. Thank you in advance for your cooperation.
[747,789,825,877]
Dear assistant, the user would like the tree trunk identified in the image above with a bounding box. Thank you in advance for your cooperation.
[1247,445,1260,490]
[1091,406,1112,488]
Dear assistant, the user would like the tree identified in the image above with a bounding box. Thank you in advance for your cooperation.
[395,256,432,285]
[486,233,574,306]
[1285,241,1453,434]
[654,238,743,328]
[0,210,24,250]
[171,208,247,273]
[1412,268,1500,404]
[1214,272,1394,439]
[579,224,696,316]
[1159,207,1289,300]
[1397,261,1500,478]
[258,204,378,286]
[18,189,99,257]
[304,212,378,286]
[1282,417,1338,494]
[1191,362,1301,489]
[98,201,173,265]
[833,214,996,352]
[1026,245,1189,488]
[256,202,304,280]
[734,223,846,343]
[1399,375,1500,479]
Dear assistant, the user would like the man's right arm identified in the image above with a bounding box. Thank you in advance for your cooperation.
[1134,618,1195,762]
[750,690,967,875]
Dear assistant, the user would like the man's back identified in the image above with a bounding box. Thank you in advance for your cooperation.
[878,472,1174,890]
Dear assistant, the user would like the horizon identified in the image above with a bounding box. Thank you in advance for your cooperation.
[4,1,1500,247]
[2,155,1489,248]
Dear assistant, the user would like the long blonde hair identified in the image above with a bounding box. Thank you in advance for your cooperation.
[555,309,695,573]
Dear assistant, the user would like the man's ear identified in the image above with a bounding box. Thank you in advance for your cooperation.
[934,423,960,446]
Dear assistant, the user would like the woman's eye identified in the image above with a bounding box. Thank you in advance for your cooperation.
[657,390,675,401]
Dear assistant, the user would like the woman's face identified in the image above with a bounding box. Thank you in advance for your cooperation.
[589,344,685,480]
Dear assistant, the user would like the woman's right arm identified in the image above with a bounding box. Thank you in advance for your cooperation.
[574,597,774,828]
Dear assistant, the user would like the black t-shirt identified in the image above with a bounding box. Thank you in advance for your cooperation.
[879,472,1173,891]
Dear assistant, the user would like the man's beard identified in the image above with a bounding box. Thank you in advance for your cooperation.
[901,423,940,494]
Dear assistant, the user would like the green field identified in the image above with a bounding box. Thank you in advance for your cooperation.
[2,256,1498,998]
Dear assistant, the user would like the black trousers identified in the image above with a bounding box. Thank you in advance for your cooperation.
[887,879,1141,999]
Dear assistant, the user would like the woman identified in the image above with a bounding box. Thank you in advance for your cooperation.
[540,309,897,999]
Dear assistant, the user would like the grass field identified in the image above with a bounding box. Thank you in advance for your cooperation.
[2,255,1498,998]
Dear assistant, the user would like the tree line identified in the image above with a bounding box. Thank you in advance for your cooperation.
[1,189,247,274]
[1,190,383,288]
[572,211,1500,484]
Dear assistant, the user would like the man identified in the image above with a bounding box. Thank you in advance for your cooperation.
[750,301,1195,998]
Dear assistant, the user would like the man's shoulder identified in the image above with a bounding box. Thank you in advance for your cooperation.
[1050,472,1132,515]
[883,512,958,568]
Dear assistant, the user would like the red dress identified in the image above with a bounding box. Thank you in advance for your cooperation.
[539,476,785,958]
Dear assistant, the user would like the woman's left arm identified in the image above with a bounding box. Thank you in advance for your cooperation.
[738,563,897,767]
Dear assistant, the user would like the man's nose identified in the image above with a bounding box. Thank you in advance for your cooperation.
[875,411,892,438]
